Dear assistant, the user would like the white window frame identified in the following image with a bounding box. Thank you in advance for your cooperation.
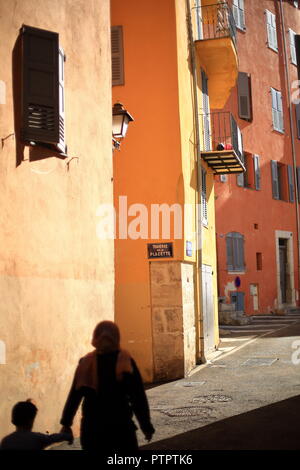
[265,10,278,52]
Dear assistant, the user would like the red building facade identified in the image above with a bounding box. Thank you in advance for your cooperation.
[215,0,300,315]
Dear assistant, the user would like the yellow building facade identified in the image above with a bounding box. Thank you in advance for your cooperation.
[112,0,242,382]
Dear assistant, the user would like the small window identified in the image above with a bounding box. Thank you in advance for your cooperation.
[271,88,284,133]
[232,0,246,31]
[289,29,297,65]
[237,72,252,121]
[21,25,66,152]
[226,232,245,272]
[256,253,262,271]
[111,26,124,86]
[295,103,300,139]
[265,10,278,52]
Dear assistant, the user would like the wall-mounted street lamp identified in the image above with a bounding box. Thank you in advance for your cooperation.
[112,102,134,151]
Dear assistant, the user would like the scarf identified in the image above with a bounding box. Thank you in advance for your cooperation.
[74,349,133,391]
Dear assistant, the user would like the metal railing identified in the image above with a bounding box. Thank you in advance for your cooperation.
[199,111,244,162]
[194,2,237,45]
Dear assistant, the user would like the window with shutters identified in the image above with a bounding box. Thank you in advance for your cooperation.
[271,161,289,201]
[111,26,124,86]
[265,10,278,52]
[226,232,245,272]
[232,0,245,31]
[201,168,208,226]
[237,72,252,121]
[237,153,260,190]
[21,25,66,152]
[289,29,297,65]
[296,103,300,139]
[271,88,284,133]
[287,165,295,203]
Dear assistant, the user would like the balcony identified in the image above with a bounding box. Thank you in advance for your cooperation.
[194,2,238,108]
[199,112,245,175]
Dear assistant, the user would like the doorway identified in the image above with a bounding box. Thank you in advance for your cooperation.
[279,238,288,304]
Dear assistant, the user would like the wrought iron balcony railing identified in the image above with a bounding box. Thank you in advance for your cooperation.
[194,2,237,45]
[199,111,245,175]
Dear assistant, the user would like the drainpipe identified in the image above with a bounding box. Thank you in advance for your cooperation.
[186,0,205,363]
[278,0,300,306]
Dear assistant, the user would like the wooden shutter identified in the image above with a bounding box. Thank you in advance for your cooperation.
[296,103,300,139]
[201,69,211,151]
[237,172,244,187]
[271,88,283,132]
[21,25,59,145]
[271,160,279,199]
[201,168,208,225]
[111,26,124,86]
[288,165,295,203]
[266,10,277,51]
[297,167,300,202]
[254,155,261,190]
[238,0,245,30]
[238,72,252,120]
[236,234,245,271]
[232,0,239,27]
[289,29,297,65]
[226,234,234,271]
[296,35,300,81]
[57,47,65,152]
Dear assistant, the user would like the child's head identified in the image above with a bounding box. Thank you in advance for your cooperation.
[11,400,38,429]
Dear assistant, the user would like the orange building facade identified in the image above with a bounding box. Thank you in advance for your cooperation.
[215,0,300,315]
[111,0,243,382]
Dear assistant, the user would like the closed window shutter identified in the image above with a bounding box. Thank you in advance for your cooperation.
[233,0,245,30]
[266,10,277,51]
[295,103,300,139]
[297,167,300,202]
[21,25,60,145]
[254,155,261,190]
[226,233,245,271]
[271,88,283,132]
[236,235,245,271]
[238,72,252,120]
[238,0,245,30]
[289,29,297,65]
[57,47,65,152]
[232,0,239,27]
[288,165,295,203]
[271,160,279,199]
[226,235,234,271]
[201,168,208,224]
[111,26,124,86]
[296,35,300,81]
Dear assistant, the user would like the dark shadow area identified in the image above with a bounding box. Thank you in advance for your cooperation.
[12,33,25,167]
[142,395,300,450]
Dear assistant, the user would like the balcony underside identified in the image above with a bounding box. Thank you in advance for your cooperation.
[195,37,238,109]
[201,150,245,175]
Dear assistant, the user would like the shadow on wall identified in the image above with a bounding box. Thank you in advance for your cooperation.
[142,394,300,450]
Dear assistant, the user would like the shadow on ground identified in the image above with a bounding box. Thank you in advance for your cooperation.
[142,395,300,450]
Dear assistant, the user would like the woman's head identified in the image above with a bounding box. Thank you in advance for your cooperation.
[91,321,120,353]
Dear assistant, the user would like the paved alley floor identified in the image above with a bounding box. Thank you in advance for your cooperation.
[53,313,300,450]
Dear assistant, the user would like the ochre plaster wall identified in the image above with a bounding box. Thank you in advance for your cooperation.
[0,0,113,437]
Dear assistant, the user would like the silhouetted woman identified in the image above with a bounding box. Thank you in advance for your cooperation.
[60,321,155,452]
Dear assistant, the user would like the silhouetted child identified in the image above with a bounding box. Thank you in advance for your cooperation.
[0,400,72,450]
